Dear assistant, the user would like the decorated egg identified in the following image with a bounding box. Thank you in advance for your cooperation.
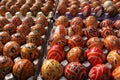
[3,23,16,35]
[17,24,30,36]
[41,5,50,16]
[0,56,13,79]
[101,26,115,38]
[55,16,69,27]
[11,33,25,45]
[84,26,99,38]
[36,15,48,27]
[87,37,103,49]
[21,43,39,61]
[114,20,120,29]
[13,59,34,80]
[3,41,20,59]
[11,16,22,26]
[41,59,63,80]
[67,47,84,62]
[0,41,3,54]
[68,35,86,48]
[70,17,83,27]
[115,1,120,9]
[0,31,10,44]
[82,5,91,17]
[31,24,45,35]
[103,0,113,9]
[104,35,119,51]
[89,64,111,80]
[100,19,113,28]
[94,6,104,17]
[0,17,9,31]
[68,24,83,37]
[106,5,118,18]
[53,25,66,37]
[6,0,16,8]
[22,17,35,27]
[20,4,30,16]
[117,29,120,38]
[69,4,79,16]
[57,3,67,15]
[112,0,119,3]
[64,62,87,80]
[80,2,89,8]
[87,47,105,66]
[10,5,20,16]
[70,1,79,6]
[26,31,42,46]
[107,49,120,68]
[112,66,120,80]
[91,1,101,8]
[85,16,98,28]
[49,33,67,47]
[0,5,8,16]
[47,45,65,62]
[30,2,43,16]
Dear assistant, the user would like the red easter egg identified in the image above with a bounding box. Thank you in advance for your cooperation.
[0,31,10,44]
[68,35,86,48]
[64,62,87,80]
[100,19,113,28]
[89,64,111,80]
[17,24,30,36]
[49,33,67,47]
[87,37,103,49]
[67,47,84,62]
[13,59,34,80]
[55,16,69,27]
[82,5,91,17]
[3,23,16,35]
[3,41,20,59]
[84,26,99,38]
[87,47,105,66]
[68,24,83,37]
[114,20,120,29]
[36,15,48,27]
[26,31,42,46]
[11,16,22,26]
[22,17,35,27]
[104,35,119,51]
[70,17,83,27]
[31,24,45,35]
[47,45,65,62]
[94,6,104,17]
[101,26,115,38]
[53,25,66,37]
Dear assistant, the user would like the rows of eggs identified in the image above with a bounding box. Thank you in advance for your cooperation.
[0,0,55,17]
[0,12,49,80]
[40,13,120,80]
[56,0,120,18]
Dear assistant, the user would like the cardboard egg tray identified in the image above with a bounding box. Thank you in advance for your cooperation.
[0,11,54,80]
[0,0,56,17]
[37,1,120,80]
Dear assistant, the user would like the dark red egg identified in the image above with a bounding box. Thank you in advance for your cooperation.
[65,62,87,80]
[3,41,20,59]
[47,45,65,62]
[68,35,86,48]
[82,5,91,17]
[87,47,105,66]
[89,64,111,80]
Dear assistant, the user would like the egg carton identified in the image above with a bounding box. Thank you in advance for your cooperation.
[0,11,54,80]
[0,0,56,18]
[36,8,120,80]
